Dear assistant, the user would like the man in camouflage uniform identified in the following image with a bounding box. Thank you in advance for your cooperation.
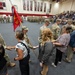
[0,34,16,67]
[39,19,50,43]
[22,26,34,49]
[0,15,4,23]
[61,19,74,34]
[51,19,61,40]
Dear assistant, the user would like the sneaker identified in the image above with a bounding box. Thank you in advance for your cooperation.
[8,62,16,67]
[52,63,57,67]
[58,62,61,64]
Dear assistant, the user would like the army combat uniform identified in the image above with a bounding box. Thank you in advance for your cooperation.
[39,19,50,43]
[0,34,15,67]
[39,25,47,43]
[51,23,61,40]
[24,34,33,49]
[22,26,33,49]
[61,24,73,34]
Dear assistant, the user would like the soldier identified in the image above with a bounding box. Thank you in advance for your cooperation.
[38,16,43,24]
[0,33,16,67]
[51,19,61,40]
[0,15,4,23]
[61,19,73,34]
[22,26,35,49]
[39,19,50,43]
[0,15,1,23]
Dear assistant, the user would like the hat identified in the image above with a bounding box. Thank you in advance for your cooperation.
[56,19,61,22]
[22,26,28,30]
[67,19,72,23]
[44,19,50,23]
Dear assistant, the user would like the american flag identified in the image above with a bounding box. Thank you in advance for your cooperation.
[0,2,6,10]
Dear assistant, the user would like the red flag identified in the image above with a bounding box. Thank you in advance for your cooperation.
[12,6,22,31]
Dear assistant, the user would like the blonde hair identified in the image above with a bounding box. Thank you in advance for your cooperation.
[41,28,53,45]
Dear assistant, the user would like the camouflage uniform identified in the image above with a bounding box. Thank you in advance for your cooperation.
[61,24,73,34]
[0,34,10,63]
[24,34,33,49]
[39,19,50,43]
[71,25,75,31]
[22,26,33,49]
[51,23,61,40]
[39,25,47,43]
[0,34,15,67]
[62,19,74,32]
[72,20,75,30]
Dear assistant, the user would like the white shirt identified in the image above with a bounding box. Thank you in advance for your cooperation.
[15,40,28,58]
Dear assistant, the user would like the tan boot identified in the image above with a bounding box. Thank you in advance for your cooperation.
[7,62,16,67]
[64,58,71,63]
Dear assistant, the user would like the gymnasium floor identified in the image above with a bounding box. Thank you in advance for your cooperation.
[0,21,75,75]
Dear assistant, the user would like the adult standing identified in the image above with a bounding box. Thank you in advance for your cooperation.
[61,19,73,34]
[38,28,53,75]
[65,30,75,62]
[0,44,8,75]
[51,19,61,40]
[39,19,50,43]
[0,33,16,67]
[10,30,30,75]
[52,27,72,67]
[22,26,34,49]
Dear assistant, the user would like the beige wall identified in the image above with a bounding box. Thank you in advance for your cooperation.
[1,0,75,15]
[50,2,61,15]
[0,0,50,15]
[59,0,74,13]
[50,0,75,15]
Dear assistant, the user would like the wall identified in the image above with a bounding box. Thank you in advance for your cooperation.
[50,0,75,15]
[0,0,75,16]
[0,0,52,16]
[59,0,74,13]
[50,2,61,15]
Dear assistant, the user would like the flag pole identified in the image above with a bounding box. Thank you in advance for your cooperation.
[9,0,13,6]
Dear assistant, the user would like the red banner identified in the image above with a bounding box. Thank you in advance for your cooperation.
[12,6,22,31]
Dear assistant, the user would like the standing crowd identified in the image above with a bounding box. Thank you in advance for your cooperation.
[0,16,75,75]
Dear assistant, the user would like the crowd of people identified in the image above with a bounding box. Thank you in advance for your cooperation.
[0,15,25,23]
[0,12,75,75]
[50,11,75,26]
[38,18,75,75]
